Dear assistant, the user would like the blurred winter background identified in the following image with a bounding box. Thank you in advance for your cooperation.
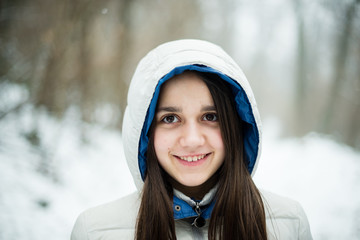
[0,0,359,239]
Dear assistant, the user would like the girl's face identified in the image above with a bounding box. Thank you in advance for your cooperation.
[154,72,225,187]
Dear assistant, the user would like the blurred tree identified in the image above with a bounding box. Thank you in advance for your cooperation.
[322,0,358,130]
[0,0,202,125]
[293,0,308,135]
[320,0,360,148]
[0,0,14,78]
[0,0,208,128]
[346,48,360,147]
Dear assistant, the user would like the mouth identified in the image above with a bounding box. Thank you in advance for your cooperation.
[175,153,211,162]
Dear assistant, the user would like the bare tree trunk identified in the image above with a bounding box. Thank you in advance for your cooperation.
[78,15,92,123]
[346,98,360,148]
[0,0,15,77]
[114,0,133,129]
[293,0,307,135]
[35,35,67,116]
[345,41,360,148]
[216,0,237,53]
[321,0,359,132]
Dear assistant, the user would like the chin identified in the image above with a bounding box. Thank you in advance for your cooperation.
[178,177,207,187]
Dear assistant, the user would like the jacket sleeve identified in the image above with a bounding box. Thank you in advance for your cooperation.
[296,203,313,240]
[71,212,89,240]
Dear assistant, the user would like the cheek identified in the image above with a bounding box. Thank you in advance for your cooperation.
[154,130,170,155]
[211,128,225,149]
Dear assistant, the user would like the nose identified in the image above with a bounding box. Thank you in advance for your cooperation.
[179,121,205,148]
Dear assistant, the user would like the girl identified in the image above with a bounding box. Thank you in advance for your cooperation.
[71,39,312,240]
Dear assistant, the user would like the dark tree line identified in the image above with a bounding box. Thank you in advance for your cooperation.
[0,0,205,127]
[1,0,360,150]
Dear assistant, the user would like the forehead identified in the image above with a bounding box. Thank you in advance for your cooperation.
[162,72,204,89]
[157,72,213,106]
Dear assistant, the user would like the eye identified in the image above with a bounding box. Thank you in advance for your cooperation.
[161,115,180,124]
[202,113,218,122]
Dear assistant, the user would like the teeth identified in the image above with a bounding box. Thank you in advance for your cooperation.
[179,154,206,162]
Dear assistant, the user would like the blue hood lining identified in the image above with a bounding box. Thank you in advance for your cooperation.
[138,64,259,181]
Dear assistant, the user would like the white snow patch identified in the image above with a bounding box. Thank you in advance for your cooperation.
[254,118,360,240]
[0,105,135,240]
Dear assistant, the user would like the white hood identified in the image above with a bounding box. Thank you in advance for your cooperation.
[122,39,262,190]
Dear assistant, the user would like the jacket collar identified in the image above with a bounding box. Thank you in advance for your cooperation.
[173,185,218,220]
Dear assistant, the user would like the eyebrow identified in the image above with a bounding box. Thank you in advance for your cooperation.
[157,106,181,112]
[202,105,216,111]
[156,105,216,113]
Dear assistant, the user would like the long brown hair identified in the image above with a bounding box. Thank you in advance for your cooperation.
[136,71,267,240]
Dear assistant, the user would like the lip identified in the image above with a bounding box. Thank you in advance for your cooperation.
[173,153,211,166]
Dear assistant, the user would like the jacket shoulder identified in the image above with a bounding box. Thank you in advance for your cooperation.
[71,191,140,240]
[260,190,313,240]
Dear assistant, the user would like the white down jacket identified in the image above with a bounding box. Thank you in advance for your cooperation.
[71,39,313,240]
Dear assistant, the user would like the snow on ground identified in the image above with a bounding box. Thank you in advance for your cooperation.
[0,104,359,239]
[0,104,135,240]
[254,119,360,240]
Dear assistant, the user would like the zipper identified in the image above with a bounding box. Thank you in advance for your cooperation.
[195,202,201,215]
[192,202,206,228]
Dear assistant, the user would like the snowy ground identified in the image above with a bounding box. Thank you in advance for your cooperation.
[0,103,359,239]
[254,119,360,240]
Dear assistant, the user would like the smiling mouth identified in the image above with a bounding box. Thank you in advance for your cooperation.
[175,153,211,162]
